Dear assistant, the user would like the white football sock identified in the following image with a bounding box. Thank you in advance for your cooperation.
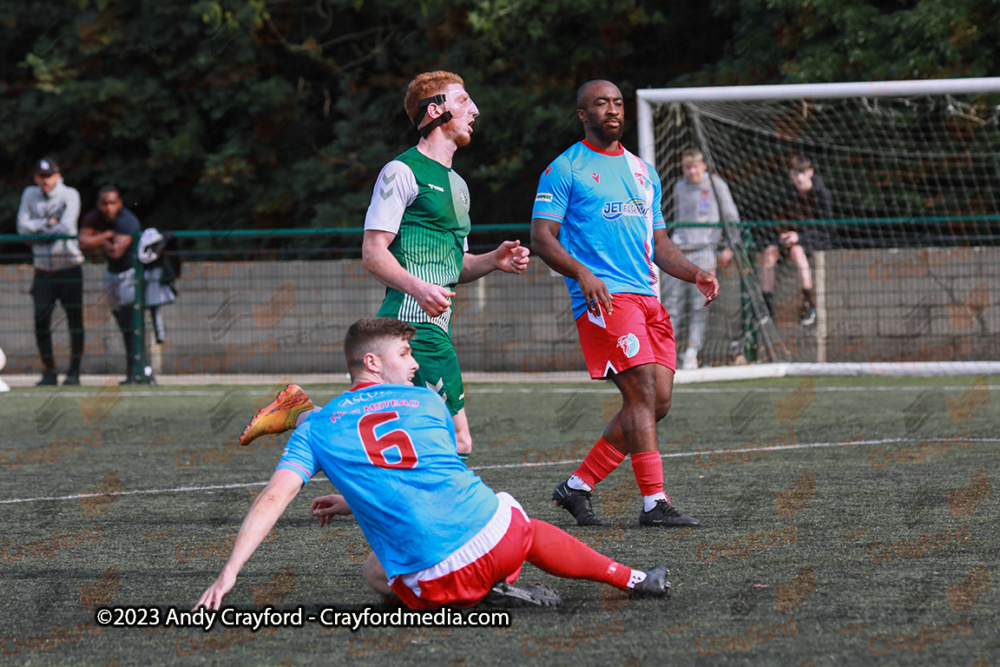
[567,475,593,493]
[627,569,647,589]
[643,492,668,512]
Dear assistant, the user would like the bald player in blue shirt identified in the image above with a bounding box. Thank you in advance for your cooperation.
[532,80,719,529]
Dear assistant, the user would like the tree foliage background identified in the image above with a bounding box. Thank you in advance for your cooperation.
[2,0,998,240]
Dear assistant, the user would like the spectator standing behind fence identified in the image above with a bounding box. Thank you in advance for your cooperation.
[79,186,143,385]
[16,158,84,386]
[761,155,834,327]
[663,149,740,370]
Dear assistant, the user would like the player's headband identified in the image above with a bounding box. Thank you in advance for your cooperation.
[413,94,453,139]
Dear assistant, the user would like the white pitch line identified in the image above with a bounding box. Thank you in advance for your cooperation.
[473,436,1000,470]
[8,384,990,398]
[3,438,996,506]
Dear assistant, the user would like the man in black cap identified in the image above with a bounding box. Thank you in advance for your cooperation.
[16,158,85,385]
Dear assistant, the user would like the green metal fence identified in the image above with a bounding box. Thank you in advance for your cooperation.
[1,219,997,383]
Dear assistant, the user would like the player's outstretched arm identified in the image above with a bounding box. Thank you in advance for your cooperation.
[458,240,530,283]
[311,493,353,526]
[193,469,303,611]
[362,230,455,317]
[531,217,612,315]
[653,228,719,305]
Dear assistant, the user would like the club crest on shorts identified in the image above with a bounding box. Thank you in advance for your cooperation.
[616,333,640,358]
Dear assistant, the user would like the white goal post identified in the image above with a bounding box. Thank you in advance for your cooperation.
[636,77,1000,378]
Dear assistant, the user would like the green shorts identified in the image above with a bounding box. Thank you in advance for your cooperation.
[410,322,465,416]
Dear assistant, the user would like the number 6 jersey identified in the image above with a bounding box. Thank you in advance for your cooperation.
[277,383,499,577]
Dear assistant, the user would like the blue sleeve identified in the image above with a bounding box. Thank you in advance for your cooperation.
[531,155,572,222]
[276,418,319,484]
[650,164,665,229]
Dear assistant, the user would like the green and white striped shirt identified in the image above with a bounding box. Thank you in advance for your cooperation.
[364,147,471,330]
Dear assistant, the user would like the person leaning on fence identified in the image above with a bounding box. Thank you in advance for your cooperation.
[16,158,85,386]
[760,155,834,327]
[664,149,741,370]
[79,185,145,385]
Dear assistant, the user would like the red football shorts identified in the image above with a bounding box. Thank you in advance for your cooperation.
[389,493,532,610]
[575,293,676,379]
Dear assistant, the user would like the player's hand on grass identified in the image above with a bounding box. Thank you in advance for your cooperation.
[312,494,353,526]
[494,240,531,274]
[193,570,236,611]
[577,268,613,315]
[413,281,456,318]
[696,269,720,306]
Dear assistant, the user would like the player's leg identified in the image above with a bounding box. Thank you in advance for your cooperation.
[112,306,136,384]
[552,295,658,526]
[31,273,59,385]
[362,551,402,602]
[637,300,702,527]
[760,243,779,319]
[60,266,84,384]
[524,518,669,596]
[409,323,470,460]
[239,384,317,446]
[790,243,816,325]
[452,408,472,457]
[685,279,710,369]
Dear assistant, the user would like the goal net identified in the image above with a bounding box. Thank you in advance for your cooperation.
[638,79,1000,372]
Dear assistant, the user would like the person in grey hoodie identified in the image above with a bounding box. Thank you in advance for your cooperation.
[16,158,85,386]
[663,149,740,370]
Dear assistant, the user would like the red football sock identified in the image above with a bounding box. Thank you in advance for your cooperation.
[631,451,665,498]
[525,519,632,590]
[573,437,626,488]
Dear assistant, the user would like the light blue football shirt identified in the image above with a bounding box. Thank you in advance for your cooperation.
[532,140,666,318]
[277,383,499,577]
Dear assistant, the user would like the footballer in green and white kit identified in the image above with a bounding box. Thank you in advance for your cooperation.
[361,71,530,458]
[365,146,471,418]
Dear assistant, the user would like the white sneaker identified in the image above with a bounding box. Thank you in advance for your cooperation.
[682,348,699,370]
